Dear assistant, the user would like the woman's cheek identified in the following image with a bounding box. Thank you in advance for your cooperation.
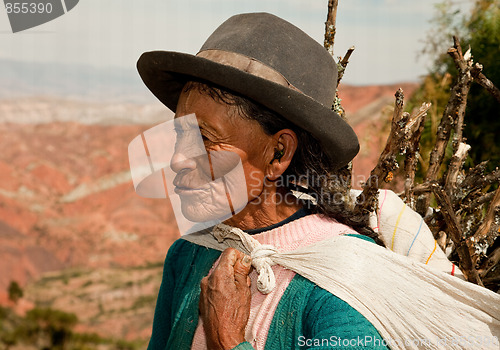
[246,168,265,199]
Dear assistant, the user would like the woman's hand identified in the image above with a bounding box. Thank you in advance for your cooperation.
[199,247,253,349]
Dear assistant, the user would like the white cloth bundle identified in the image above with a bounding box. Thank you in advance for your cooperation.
[182,190,500,349]
[360,189,464,278]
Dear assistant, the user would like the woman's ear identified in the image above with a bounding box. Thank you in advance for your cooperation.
[266,129,298,181]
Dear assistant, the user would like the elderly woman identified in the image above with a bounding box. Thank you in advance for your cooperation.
[135,13,386,349]
[133,12,499,350]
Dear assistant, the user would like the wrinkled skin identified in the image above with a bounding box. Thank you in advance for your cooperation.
[199,248,253,349]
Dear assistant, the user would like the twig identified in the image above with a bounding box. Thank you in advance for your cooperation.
[413,182,432,195]
[324,0,339,55]
[404,103,431,208]
[324,0,346,119]
[354,89,429,217]
[460,190,495,213]
[444,142,470,200]
[448,46,470,151]
[422,36,474,209]
[431,184,463,245]
[432,183,484,286]
[458,167,500,211]
[477,167,500,189]
[337,46,355,85]
[471,63,500,104]
[471,187,500,264]
[424,112,453,185]
[459,161,489,191]
[478,246,500,279]
[452,36,464,62]
[339,46,354,68]
[448,36,470,78]
[427,36,472,181]
[353,89,405,215]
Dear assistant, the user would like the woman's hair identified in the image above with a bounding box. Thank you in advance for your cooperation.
[183,81,384,246]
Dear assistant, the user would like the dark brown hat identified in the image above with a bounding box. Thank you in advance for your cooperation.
[137,12,359,169]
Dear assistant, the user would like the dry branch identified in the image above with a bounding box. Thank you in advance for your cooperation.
[404,103,431,208]
[337,46,355,85]
[324,0,339,55]
[431,184,484,285]
[426,38,473,181]
[339,46,354,69]
[324,0,347,119]
[431,184,462,245]
[458,161,489,191]
[323,0,354,193]
[421,36,475,212]
[471,63,500,104]
[477,168,500,189]
[478,246,500,279]
[456,166,500,213]
[471,187,500,264]
[444,142,470,200]
[353,89,404,215]
[460,190,495,213]
[413,182,432,195]
[354,90,430,216]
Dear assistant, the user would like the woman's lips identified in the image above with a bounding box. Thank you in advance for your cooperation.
[174,186,193,195]
[173,185,208,195]
[173,172,213,195]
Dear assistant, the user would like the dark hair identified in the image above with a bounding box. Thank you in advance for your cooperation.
[183,81,384,246]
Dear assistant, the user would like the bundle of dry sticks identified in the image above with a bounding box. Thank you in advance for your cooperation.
[325,0,500,291]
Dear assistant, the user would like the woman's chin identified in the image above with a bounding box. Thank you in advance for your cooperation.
[177,185,247,222]
[180,201,233,223]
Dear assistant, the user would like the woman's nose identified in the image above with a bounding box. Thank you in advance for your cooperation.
[170,150,198,173]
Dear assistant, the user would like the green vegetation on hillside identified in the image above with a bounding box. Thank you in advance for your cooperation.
[408,0,500,178]
[0,305,142,350]
[1,262,163,350]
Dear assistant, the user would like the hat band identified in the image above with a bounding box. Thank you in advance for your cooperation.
[197,49,301,93]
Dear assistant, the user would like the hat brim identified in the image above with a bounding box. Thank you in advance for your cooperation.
[137,51,359,169]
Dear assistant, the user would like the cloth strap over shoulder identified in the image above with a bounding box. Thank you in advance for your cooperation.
[183,225,500,350]
[181,190,500,350]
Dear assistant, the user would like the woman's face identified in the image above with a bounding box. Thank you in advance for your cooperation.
[170,85,273,222]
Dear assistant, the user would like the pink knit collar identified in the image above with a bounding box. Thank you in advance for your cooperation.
[249,214,359,252]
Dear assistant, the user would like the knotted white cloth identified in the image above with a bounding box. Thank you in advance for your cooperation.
[212,225,279,294]
[183,223,500,350]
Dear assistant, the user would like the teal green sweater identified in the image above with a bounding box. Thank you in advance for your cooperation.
[148,237,389,349]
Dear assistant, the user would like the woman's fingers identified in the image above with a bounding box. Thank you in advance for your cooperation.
[199,248,252,349]
[213,248,252,285]
[233,253,252,286]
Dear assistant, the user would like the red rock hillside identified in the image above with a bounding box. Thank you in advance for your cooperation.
[0,82,417,302]
[0,122,179,305]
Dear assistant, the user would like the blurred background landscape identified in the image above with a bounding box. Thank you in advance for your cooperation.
[1,0,497,348]
[0,57,417,348]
